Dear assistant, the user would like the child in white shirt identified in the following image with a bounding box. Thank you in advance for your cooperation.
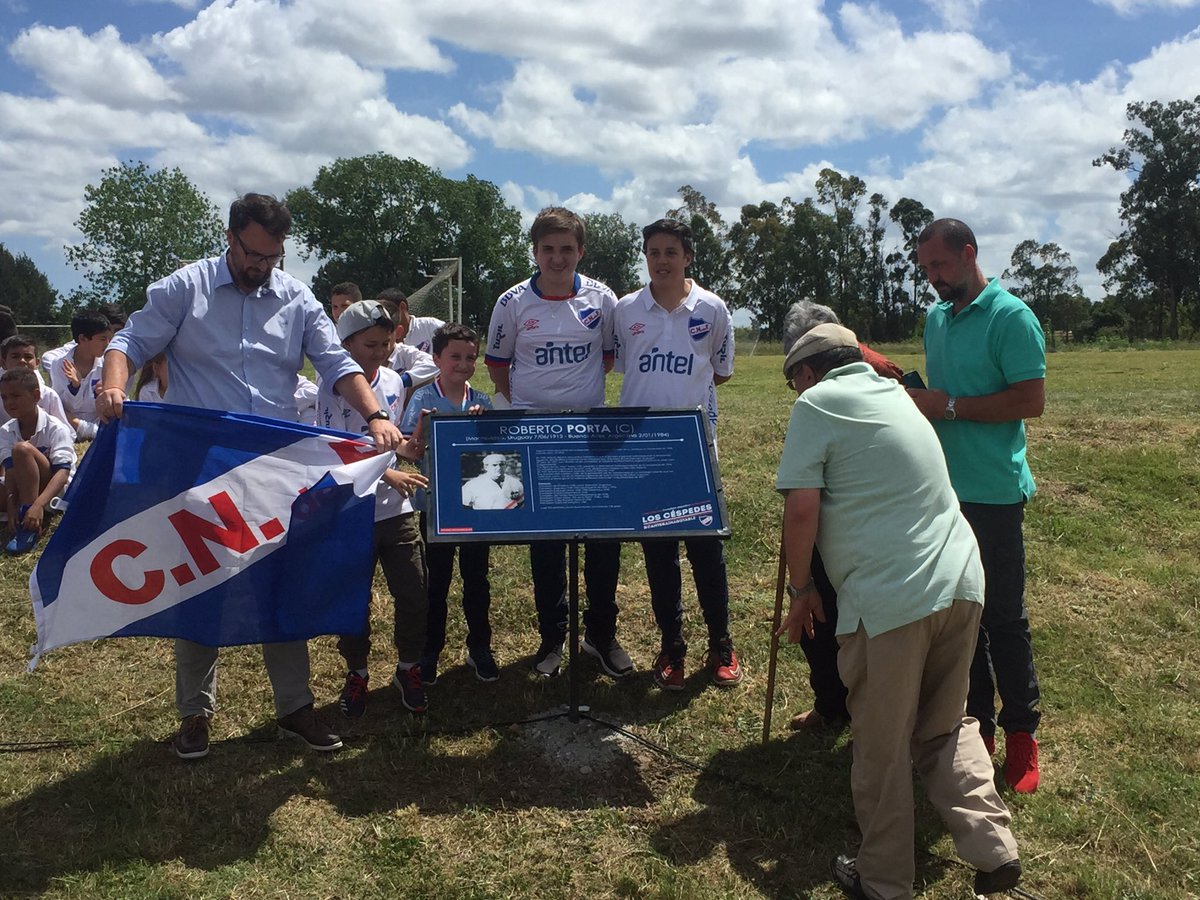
[0,368,76,554]
[315,300,429,719]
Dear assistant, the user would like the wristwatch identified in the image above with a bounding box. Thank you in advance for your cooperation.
[943,397,957,421]
[786,581,815,599]
[365,409,391,423]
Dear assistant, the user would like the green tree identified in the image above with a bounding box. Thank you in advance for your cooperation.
[1098,235,1158,341]
[0,244,61,325]
[65,162,224,313]
[578,212,641,297]
[435,175,529,328]
[286,154,528,329]
[667,185,736,301]
[729,198,835,340]
[1095,96,1200,339]
[814,168,869,329]
[1003,239,1080,348]
[888,197,934,324]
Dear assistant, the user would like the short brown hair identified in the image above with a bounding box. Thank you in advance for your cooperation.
[918,218,977,253]
[642,218,693,256]
[530,207,585,249]
[1,334,37,361]
[229,193,292,238]
[432,323,478,355]
[0,367,39,393]
[331,282,362,304]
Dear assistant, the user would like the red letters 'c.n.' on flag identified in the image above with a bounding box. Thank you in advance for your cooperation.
[29,403,392,668]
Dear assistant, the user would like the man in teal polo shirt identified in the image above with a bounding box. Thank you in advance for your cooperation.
[909,218,1044,794]
[776,322,1021,900]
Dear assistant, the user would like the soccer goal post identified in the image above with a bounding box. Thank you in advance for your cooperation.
[406,257,463,323]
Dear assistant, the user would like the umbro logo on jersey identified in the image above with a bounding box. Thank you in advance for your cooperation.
[523,318,541,331]
[688,316,711,340]
[578,307,601,329]
[629,322,646,336]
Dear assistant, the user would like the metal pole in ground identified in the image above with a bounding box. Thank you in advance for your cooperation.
[568,538,581,723]
[762,530,787,745]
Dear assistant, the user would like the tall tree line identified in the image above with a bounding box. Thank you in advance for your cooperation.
[40,96,1200,340]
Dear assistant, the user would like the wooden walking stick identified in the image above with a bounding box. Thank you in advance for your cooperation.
[762,528,787,745]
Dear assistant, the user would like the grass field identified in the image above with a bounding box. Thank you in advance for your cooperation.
[1,347,1198,899]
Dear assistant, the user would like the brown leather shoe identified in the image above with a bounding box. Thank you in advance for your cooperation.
[173,714,210,760]
[277,704,343,752]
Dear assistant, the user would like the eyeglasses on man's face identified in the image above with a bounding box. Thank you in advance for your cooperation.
[233,232,285,265]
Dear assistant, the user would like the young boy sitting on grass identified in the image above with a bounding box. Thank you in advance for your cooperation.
[48,309,112,441]
[1,335,73,434]
[0,368,76,554]
[400,324,497,684]
[316,300,431,718]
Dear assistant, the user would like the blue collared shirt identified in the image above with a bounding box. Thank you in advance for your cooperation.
[110,254,361,420]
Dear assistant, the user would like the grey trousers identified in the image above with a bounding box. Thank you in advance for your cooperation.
[175,638,313,719]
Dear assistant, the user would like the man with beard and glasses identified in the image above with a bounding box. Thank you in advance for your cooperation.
[907,217,1045,794]
[98,193,403,761]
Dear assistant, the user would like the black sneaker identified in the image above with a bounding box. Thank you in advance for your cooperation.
[532,639,564,677]
[975,859,1022,894]
[582,634,633,678]
[419,654,438,686]
[172,714,210,760]
[466,647,500,682]
[277,704,343,752]
[830,854,869,899]
[392,664,428,713]
[338,671,369,718]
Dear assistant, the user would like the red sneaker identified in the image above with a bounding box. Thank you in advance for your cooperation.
[705,637,743,687]
[652,647,686,691]
[1004,731,1039,793]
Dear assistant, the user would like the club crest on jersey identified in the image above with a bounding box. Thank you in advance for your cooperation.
[628,322,646,336]
[688,316,711,341]
[578,307,601,330]
[523,318,541,331]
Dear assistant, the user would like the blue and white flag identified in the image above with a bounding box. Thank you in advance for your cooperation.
[29,402,392,668]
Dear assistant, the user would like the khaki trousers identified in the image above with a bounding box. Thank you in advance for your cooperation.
[838,600,1019,900]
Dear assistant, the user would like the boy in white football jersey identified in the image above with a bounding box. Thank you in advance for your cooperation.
[48,309,112,441]
[316,300,430,718]
[0,368,76,554]
[1,335,73,434]
[613,218,742,690]
[484,207,630,679]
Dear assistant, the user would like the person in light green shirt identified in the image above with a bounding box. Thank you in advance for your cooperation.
[775,323,1021,900]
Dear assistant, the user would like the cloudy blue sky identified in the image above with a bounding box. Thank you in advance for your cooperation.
[1,0,1199,314]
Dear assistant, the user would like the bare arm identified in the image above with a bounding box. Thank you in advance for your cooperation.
[714,373,732,386]
[907,377,1044,423]
[333,372,401,452]
[25,468,71,533]
[776,487,823,643]
[487,363,511,403]
[97,349,133,421]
